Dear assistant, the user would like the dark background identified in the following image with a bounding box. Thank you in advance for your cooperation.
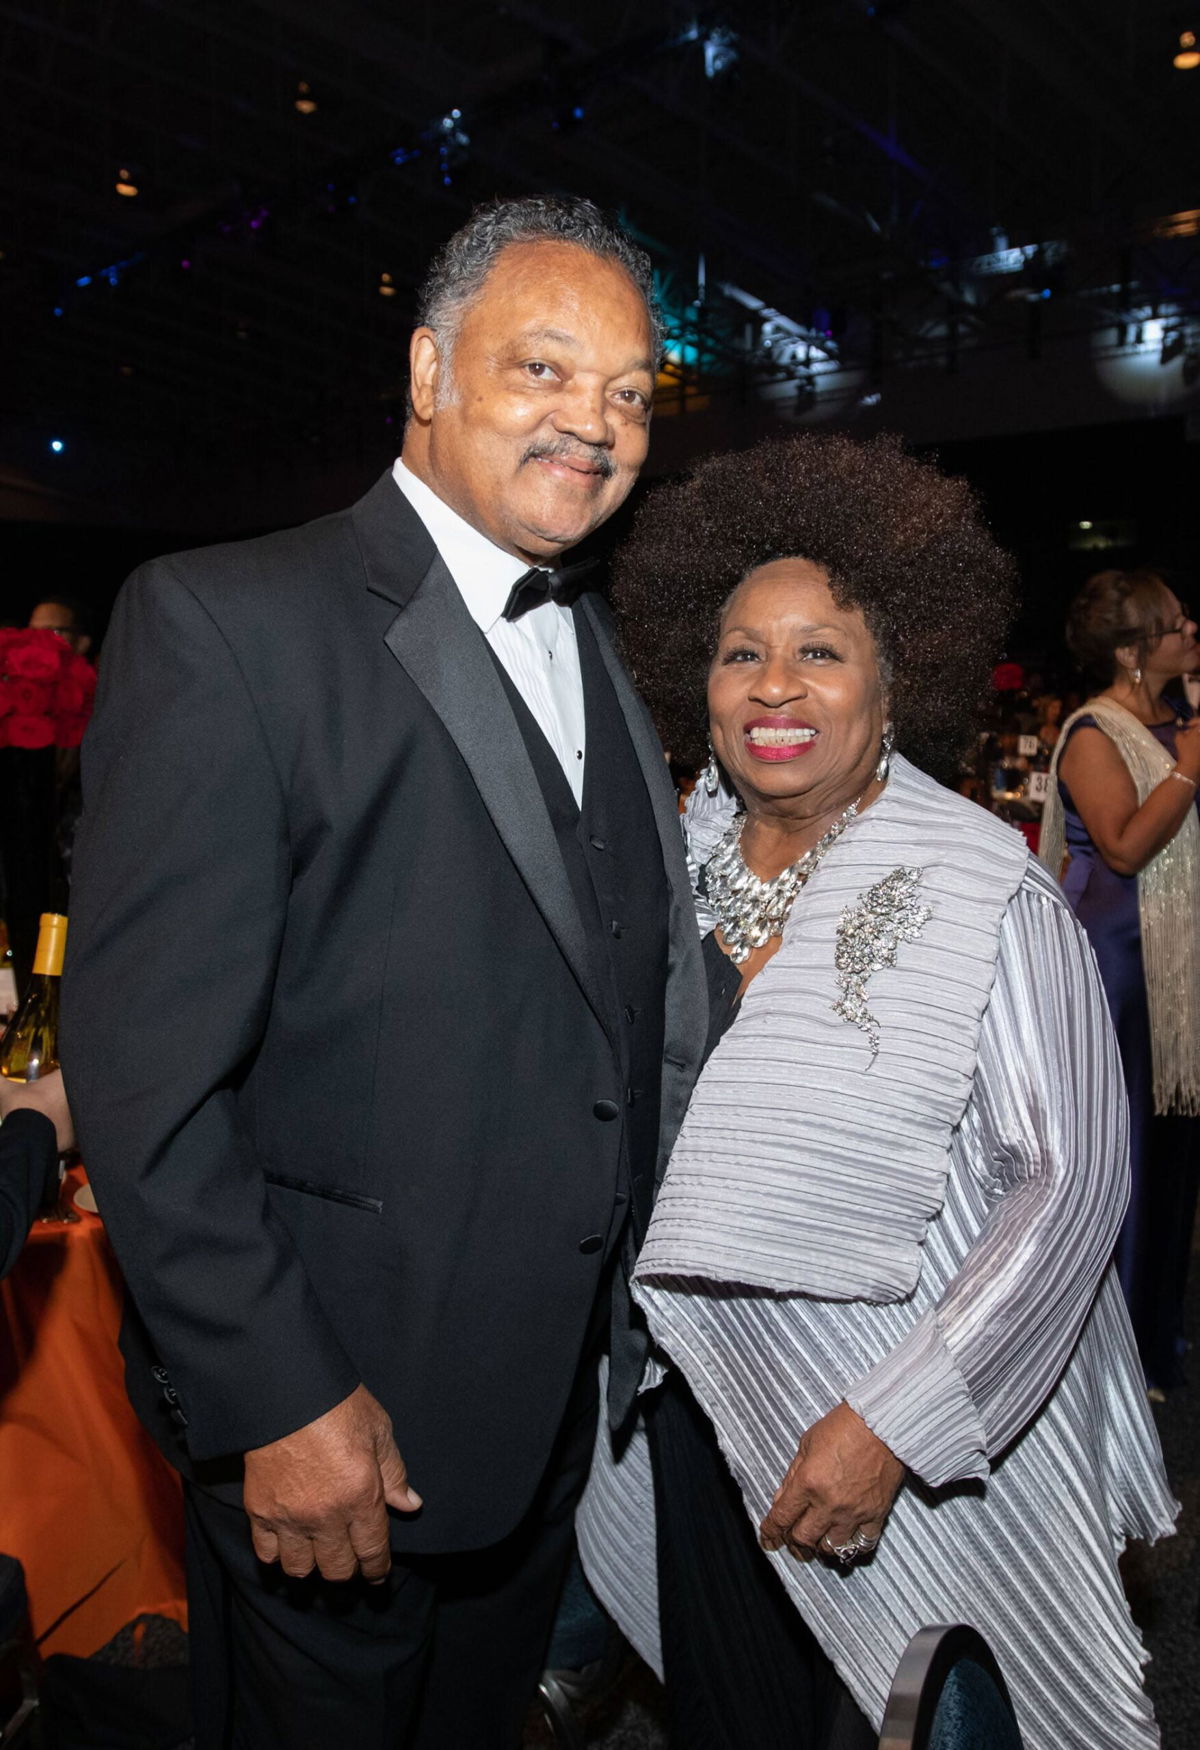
[3,0,1199,667]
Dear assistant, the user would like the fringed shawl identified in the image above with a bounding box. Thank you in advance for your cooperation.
[639,755,1030,1302]
[1039,697,1200,1116]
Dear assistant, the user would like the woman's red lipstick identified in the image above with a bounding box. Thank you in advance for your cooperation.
[742,716,819,762]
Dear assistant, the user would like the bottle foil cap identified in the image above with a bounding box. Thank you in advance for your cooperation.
[33,912,69,978]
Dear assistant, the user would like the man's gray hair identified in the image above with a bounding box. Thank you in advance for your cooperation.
[416,194,665,367]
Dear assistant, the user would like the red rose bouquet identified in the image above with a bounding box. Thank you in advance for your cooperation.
[0,628,97,749]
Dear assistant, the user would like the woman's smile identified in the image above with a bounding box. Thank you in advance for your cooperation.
[744,716,819,760]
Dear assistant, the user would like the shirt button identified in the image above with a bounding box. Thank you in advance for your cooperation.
[590,836,606,851]
[610,920,623,938]
[592,1099,620,1121]
[576,749,584,760]
[623,1004,638,1023]
[578,1234,604,1255]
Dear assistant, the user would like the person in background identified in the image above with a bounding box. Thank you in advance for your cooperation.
[1036,692,1063,751]
[18,598,95,893]
[0,1069,74,1277]
[27,596,93,659]
[1040,568,1200,1398]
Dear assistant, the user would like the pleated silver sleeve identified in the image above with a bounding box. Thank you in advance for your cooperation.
[578,864,1178,1750]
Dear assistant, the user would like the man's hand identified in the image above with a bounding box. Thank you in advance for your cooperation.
[243,1384,422,1582]
[758,1400,904,1562]
[0,1067,75,1153]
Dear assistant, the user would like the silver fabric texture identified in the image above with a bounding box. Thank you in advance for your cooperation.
[1039,696,1200,1115]
[641,757,1030,1302]
[578,768,1177,1750]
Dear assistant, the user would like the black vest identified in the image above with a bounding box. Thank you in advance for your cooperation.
[487,609,669,1251]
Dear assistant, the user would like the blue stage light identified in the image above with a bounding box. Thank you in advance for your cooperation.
[703,25,738,79]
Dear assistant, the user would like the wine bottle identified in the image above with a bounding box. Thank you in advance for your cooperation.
[0,912,68,1083]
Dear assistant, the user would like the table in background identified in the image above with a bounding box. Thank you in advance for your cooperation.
[0,1165,187,1656]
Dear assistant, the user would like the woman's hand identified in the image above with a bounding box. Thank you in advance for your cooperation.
[759,1401,905,1562]
[1172,716,1200,784]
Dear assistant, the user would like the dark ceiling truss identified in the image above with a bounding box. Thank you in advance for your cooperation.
[1,0,1197,471]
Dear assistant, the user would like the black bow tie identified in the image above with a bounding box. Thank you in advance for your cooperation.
[502,558,597,622]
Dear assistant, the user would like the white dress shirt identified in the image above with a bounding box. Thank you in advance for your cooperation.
[391,459,587,806]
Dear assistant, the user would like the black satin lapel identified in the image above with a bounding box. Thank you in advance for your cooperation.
[354,469,437,608]
[577,594,697,905]
[577,597,708,1115]
[383,558,611,1036]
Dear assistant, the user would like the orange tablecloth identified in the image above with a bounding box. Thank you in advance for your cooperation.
[0,1166,187,1656]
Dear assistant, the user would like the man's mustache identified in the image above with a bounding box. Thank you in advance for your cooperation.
[521,438,617,480]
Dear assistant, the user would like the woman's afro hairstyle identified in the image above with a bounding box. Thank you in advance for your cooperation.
[611,430,1018,779]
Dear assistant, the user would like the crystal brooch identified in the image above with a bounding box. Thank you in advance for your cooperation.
[832,866,931,1057]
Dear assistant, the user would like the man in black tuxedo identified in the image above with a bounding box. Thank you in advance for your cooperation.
[59,196,706,1747]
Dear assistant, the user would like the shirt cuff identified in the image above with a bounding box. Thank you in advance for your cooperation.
[844,1310,990,1488]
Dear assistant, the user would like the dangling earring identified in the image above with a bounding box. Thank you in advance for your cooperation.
[875,721,895,784]
[1131,666,1142,689]
[702,740,721,795]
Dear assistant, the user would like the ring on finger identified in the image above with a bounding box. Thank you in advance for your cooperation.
[822,1534,861,1564]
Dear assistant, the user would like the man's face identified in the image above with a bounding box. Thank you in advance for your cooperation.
[29,601,89,657]
[405,241,656,561]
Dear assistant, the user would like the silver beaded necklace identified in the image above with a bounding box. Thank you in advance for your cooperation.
[705,787,869,965]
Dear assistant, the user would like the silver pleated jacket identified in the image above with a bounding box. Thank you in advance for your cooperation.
[578,755,1177,1750]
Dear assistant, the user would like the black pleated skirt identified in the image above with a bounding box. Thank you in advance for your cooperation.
[646,1368,877,1750]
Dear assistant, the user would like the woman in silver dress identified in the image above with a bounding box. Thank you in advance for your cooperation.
[578,433,1176,1750]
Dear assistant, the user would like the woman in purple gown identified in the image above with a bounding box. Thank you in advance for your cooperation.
[1041,569,1200,1394]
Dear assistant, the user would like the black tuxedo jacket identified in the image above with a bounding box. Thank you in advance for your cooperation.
[60,471,706,1554]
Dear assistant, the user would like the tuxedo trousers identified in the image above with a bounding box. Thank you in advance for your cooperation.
[183,1331,603,1750]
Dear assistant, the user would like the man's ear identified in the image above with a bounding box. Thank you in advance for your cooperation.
[409,328,442,422]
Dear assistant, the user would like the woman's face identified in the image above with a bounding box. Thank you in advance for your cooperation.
[708,559,886,820]
[1146,587,1198,679]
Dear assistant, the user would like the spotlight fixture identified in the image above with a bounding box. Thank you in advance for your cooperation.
[702,25,739,79]
[1174,29,1200,68]
[295,80,318,114]
[379,272,396,298]
[675,21,739,78]
[49,439,65,454]
[434,111,470,186]
[115,167,139,197]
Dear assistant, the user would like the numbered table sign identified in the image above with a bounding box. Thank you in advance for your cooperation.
[1018,735,1041,758]
[1028,770,1052,805]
